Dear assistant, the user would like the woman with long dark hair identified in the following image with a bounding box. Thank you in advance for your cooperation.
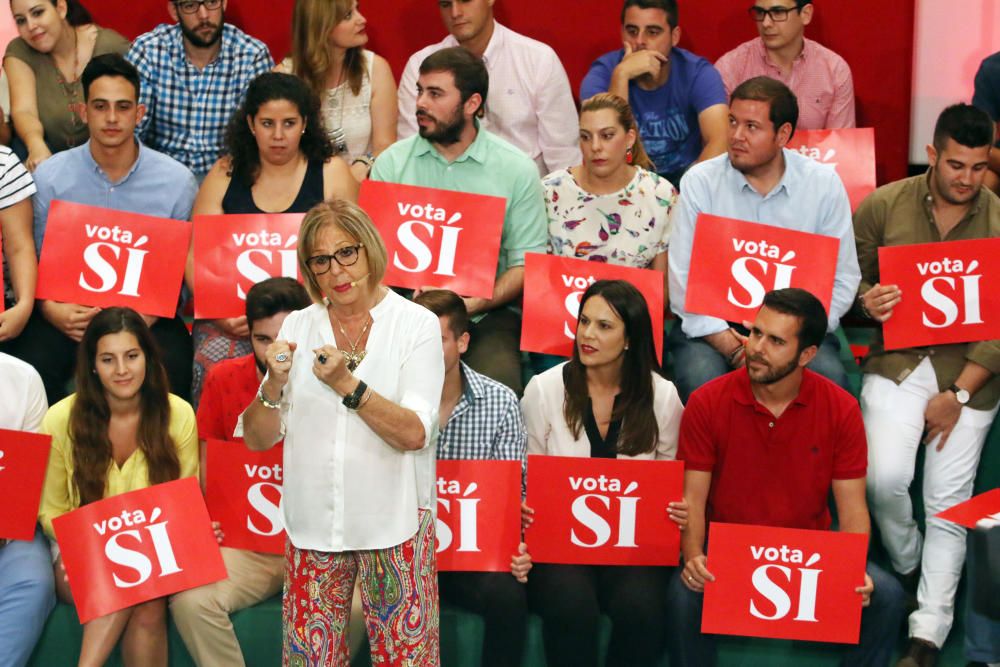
[520,280,685,667]
[187,72,356,403]
[38,307,198,666]
[5,0,129,170]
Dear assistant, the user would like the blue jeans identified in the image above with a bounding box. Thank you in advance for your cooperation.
[0,526,55,667]
[965,532,1000,662]
[665,559,904,667]
[668,321,850,403]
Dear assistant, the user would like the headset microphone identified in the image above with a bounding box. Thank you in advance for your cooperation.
[348,273,371,288]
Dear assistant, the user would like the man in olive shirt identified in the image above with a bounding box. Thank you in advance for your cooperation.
[854,103,1000,667]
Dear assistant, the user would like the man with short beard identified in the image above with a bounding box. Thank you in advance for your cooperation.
[854,103,1000,667]
[668,287,903,667]
[371,47,547,395]
[126,0,273,179]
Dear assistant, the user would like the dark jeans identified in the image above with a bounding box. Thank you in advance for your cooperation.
[667,321,850,403]
[527,563,671,667]
[438,571,527,667]
[665,560,904,667]
[1,307,193,404]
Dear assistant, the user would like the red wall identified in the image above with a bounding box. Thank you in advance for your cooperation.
[86,0,914,183]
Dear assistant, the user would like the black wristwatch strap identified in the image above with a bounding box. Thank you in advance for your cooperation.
[343,380,368,410]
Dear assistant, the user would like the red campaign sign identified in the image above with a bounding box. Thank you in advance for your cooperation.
[878,238,1000,350]
[359,180,506,299]
[435,459,521,572]
[786,128,876,211]
[52,477,226,623]
[520,253,664,360]
[526,455,683,566]
[0,429,51,541]
[36,201,191,318]
[192,214,304,319]
[204,439,284,555]
[685,214,839,323]
[702,523,868,644]
[936,489,1000,529]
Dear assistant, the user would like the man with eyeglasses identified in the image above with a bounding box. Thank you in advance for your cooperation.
[715,0,855,130]
[580,0,729,187]
[126,0,273,179]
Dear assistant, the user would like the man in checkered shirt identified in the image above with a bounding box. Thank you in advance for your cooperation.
[414,289,530,667]
[126,0,273,179]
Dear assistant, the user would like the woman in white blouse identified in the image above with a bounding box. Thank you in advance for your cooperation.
[520,279,684,667]
[241,199,444,665]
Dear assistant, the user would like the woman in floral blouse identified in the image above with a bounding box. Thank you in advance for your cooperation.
[542,93,677,270]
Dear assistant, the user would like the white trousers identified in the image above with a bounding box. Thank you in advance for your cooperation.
[862,358,999,647]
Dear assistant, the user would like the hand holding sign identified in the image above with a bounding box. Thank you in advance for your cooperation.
[859,283,902,322]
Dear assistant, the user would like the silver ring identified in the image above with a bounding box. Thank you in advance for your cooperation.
[688,576,695,582]
[275,352,288,363]
[317,353,328,365]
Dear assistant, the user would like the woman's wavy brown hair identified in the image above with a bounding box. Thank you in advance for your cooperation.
[580,93,656,173]
[288,0,367,98]
[563,280,661,457]
[69,307,180,506]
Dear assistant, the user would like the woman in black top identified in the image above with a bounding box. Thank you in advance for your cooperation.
[520,280,686,667]
[186,73,358,404]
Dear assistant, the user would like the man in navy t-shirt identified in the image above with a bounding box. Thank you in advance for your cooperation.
[580,0,728,187]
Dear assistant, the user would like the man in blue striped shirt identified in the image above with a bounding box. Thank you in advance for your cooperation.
[414,289,529,667]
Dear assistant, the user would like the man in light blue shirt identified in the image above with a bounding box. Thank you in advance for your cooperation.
[668,76,859,401]
[372,47,548,395]
[25,54,198,403]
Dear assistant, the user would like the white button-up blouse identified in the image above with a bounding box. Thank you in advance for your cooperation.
[237,290,444,552]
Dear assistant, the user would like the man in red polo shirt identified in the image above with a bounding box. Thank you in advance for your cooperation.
[666,288,903,666]
[170,277,310,666]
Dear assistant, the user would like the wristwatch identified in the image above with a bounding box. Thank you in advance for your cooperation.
[343,380,368,410]
[949,384,970,405]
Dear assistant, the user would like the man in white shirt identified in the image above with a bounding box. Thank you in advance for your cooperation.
[0,353,54,667]
[396,0,581,175]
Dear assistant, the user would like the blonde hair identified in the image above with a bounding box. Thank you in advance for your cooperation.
[580,93,656,172]
[297,199,388,302]
[289,0,367,97]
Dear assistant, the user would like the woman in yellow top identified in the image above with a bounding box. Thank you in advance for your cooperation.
[38,306,198,667]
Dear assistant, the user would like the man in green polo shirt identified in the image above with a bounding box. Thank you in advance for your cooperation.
[371,46,548,395]
[854,103,1000,667]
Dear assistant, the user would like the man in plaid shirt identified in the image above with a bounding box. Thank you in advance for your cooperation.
[126,0,273,179]
[414,289,530,667]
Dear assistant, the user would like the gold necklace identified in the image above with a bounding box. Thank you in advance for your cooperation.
[332,313,372,371]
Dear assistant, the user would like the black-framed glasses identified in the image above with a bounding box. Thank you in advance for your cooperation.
[306,244,364,274]
[173,0,223,14]
[748,5,802,22]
